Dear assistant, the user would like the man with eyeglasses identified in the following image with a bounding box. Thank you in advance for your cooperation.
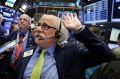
[0,14,36,79]
[15,14,113,79]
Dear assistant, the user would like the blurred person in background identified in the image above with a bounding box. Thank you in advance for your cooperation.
[9,23,19,33]
[0,13,7,46]
[90,32,120,79]
[85,25,102,79]
[88,25,101,37]
[29,22,37,35]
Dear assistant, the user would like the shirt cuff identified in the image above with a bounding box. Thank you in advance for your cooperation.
[76,25,85,33]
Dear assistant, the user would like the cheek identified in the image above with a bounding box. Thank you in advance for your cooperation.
[46,31,56,37]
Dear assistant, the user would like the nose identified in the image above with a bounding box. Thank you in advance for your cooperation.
[36,26,43,32]
[19,19,25,23]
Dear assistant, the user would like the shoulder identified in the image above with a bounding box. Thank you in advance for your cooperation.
[112,47,120,59]
[6,31,17,40]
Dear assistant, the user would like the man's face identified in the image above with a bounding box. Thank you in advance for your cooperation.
[18,14,30,30]
[34,15,57,47]
[118,39,120,45]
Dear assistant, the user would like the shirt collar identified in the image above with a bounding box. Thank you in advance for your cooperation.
[46,44,56,56]
[38,44,56,56]
[18,29,28,35]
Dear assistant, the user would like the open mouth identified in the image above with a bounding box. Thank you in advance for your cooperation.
[35,33,45,40]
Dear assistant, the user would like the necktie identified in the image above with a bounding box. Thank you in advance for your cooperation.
[30,49,46,79]
[14,35,24,62]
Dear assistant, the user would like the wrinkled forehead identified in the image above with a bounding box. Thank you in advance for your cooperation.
[19,14,31,22]
[39,15,59,28]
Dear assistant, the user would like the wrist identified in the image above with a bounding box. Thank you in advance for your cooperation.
[76,25,85,32]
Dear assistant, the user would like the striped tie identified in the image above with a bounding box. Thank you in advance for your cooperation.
[14,35,24,62]
[30,49,46,79]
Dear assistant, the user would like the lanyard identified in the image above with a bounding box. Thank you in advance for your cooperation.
[16,32,28,45]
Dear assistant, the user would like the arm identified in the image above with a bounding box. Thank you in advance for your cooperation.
[62,14,113,67]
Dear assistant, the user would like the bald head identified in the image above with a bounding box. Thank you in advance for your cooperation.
[19,14,31,24]
[18,14,31,32]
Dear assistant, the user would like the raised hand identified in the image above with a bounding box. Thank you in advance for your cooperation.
[62,13,83,32]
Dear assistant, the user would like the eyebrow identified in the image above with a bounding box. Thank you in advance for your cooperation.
[37,23,56,29]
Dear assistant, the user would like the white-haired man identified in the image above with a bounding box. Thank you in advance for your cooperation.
[16,14,113,79]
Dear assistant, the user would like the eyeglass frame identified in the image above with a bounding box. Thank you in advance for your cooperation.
[36,23,56,30]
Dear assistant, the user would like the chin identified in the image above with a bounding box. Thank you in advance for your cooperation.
[35,39,44,46]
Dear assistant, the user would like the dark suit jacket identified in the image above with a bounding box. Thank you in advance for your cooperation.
[0,30,36,79]
[0,25,7,46]
[90,47,120,79]
[4,30,36,63]
[16,27,113,79]
[90,60,120,79]
[0,25,6,36]
[6,30,36,47]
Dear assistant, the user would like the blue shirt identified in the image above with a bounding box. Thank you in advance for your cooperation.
[23,45,59,79]
[11,31,28,63]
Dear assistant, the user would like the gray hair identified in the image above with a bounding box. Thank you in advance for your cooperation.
[56,19,69,45]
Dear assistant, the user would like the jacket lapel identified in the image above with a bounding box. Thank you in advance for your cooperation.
[26,31,35,48]
[16,46,37,79]
[54,45,65,79]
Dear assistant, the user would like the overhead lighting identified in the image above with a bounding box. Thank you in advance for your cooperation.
[100,25,104,27]
[19,8,25,12]
[19,3,29,13]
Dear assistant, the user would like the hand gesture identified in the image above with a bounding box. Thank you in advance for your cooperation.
[62,13,83,31]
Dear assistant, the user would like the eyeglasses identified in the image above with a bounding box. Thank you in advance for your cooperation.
[36,23,56,30]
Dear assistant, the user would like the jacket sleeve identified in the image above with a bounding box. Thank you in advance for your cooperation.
[74,27,113,68]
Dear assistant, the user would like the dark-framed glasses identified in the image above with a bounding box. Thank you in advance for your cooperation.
[36,23,56,30]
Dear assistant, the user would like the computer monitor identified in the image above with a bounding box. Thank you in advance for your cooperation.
[109,28,120,43]
[84,0,108,24]
[108,28,120,49]
[4,21,12,29]
[19,3,29,12]
[111,0,120,22]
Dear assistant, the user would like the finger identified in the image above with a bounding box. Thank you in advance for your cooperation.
[62,15,69,24]
[62,15,67,21]
[66,14,71,21]
[61,20,68,28]
[74,13,78,19]
[69,13,74,19]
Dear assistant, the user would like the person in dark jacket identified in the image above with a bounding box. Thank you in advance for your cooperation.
[16,14,112,79]
[0,13,7,36]
[0,14,36,79]
[90,33,120,79]
[90,47,120,79]
[0,13,7,46]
